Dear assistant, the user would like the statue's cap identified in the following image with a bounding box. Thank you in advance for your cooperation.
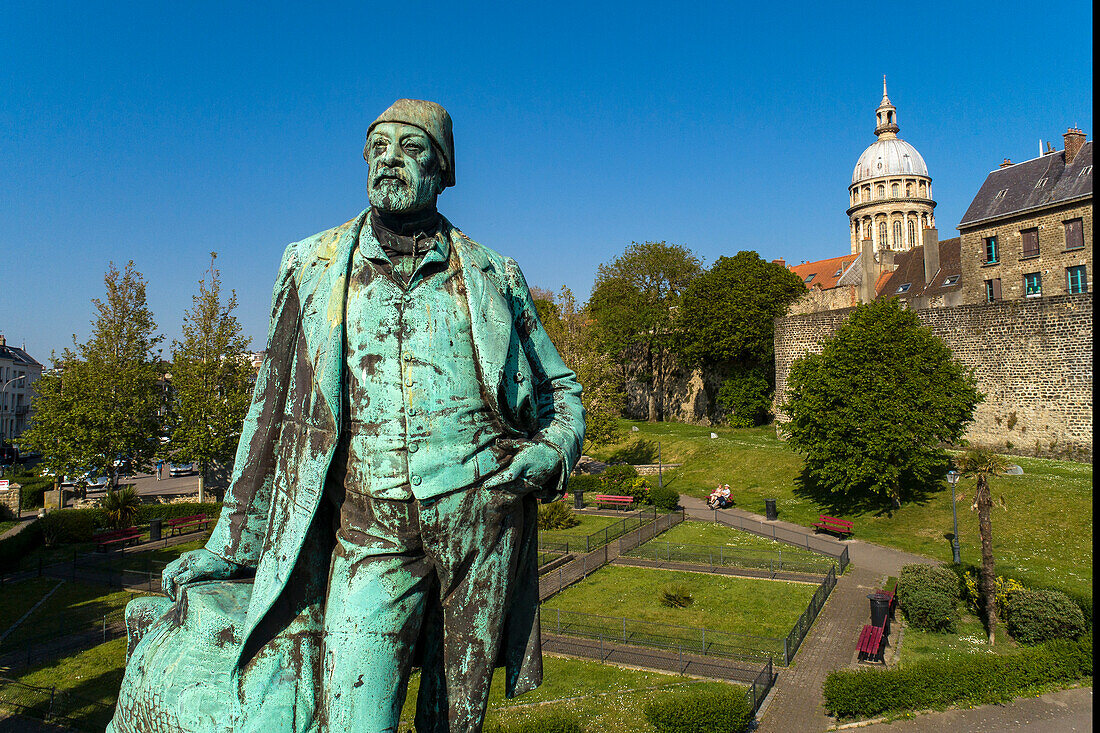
[366,99,455,188]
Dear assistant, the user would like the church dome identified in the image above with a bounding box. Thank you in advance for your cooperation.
[851,138,929,184]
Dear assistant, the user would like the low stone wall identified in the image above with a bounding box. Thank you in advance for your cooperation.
[0,484,19,518]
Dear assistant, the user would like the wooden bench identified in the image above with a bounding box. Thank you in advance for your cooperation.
[165,514,209,537]
[593,494,634,510]
[857,623,886,663]
[812,515,854,538]
[95,527,143,552]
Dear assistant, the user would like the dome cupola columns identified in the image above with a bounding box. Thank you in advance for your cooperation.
[847,78,936,255]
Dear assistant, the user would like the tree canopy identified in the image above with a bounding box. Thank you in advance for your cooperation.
[676,251,806,426]
[166,253,253,497]
[19,262,163,486]
[781,298,982,509]
[588,241,701,421]
[534,286,624,449]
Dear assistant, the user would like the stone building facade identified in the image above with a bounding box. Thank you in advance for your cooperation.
[0,335,43,445]
[958,130,1092,305]
[847,80,936,255]
[774,293,1093,460]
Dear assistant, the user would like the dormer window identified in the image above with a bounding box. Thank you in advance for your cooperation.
[896,283,911,293]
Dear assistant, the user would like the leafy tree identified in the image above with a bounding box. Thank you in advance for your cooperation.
[589,241,701,421]
[954,449,1011,644]
[676,252,805,426]
[535,287,624,450]
[167,253,253,502]
[19,262,163,488]
[781,298,981,510]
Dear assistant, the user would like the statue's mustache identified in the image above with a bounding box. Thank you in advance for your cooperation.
[373,167,408,185]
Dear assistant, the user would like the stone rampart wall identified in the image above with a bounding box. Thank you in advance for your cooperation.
[773,293,1093,460]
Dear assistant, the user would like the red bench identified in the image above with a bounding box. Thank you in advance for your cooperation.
[812,515,854,537]
[95,527,143,552]
[166,514,209,537]
[594,494,634,510]
[857,623,886,663]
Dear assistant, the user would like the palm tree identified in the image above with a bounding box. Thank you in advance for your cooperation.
[101,485,141,530]
[954,449,1010,644]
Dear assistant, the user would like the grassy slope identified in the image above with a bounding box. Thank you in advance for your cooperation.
[1,580,144,648]
[544,564,815,639]
[592,421,1093,597]
[14,636,126,731]
[539,513,622,545]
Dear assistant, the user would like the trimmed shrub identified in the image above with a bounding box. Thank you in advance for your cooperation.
[598,464,639,494]
[1005,588,1088,645]
[566,474,601,495]
[644,688,753,733]
[648,484,680,512]
[0,519,43,571]
[39,508,104,546]
[538,501,580,530]
[897,563,960,632]
[485,712,585,733]
[823,633,1093,719]
[134,502,222,524]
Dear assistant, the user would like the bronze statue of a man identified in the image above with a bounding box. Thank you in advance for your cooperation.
[109,100,585,733]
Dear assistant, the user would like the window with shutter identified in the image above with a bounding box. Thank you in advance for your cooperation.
[1064,219,1084,249]
[1021,228,1039,257]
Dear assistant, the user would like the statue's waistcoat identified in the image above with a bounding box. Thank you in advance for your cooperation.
[332,226,501,508]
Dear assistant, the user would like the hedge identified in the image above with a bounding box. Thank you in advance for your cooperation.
[566,474,601,494]
[823,633,1093,719]
[643,688,753,733]
[897,564,960,632]
[648,484,680,512]
[1005,589,1088,645]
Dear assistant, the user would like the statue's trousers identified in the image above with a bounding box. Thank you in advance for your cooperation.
[322,482,527,733]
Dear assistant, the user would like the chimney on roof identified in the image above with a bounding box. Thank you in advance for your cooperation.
[860,239,875,304]
[999,158,1013,168]
[923,228,940,289]
[1044,141,1056,155]
[771,258,785,267]
[1064,127,1087,165]
[0,335,5,347]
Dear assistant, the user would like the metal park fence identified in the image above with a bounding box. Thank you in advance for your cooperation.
[783,563,837,663]
[69,550,169,592]
[538,506,669,554]
[0,602,135,671]
[0,676,114,731]
[622,540,838,579]
[711,508,850,572]
[538,510,684,601]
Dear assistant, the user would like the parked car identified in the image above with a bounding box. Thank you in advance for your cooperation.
[169,462,195,477]
[113,456,136,475]
[61,472,109,490]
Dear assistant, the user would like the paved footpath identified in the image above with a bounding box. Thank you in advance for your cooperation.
[852,686,1092,732]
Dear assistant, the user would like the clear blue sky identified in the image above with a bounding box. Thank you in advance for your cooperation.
[2,0,1093,363]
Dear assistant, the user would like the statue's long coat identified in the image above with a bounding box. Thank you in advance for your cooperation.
[115,210,584,731]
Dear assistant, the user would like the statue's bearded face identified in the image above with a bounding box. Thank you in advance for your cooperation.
[366,122,443,214]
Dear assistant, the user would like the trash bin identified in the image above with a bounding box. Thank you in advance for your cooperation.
[765,498,778,521]
[868,593,890,631]
[149,518,163,542]
[573,491,584,511]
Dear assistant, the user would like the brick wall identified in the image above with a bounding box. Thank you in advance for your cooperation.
[774,293,1093,460]
[960,201,1092,305]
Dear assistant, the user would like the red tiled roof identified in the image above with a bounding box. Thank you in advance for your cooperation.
[788,254,857,290]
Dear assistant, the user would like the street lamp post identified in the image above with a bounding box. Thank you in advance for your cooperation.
[947,469,961,564]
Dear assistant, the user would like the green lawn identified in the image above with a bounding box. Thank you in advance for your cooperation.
[114,539,205,572]
[593,421,1093,597]
[642,520,824,564]
[545,564,815,639]
[0,579,145,649]
[0,520,19,535]
[0,577,64,631]
[13,636,125,731]
[898,613,1021,666]
[399,655,744,733]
